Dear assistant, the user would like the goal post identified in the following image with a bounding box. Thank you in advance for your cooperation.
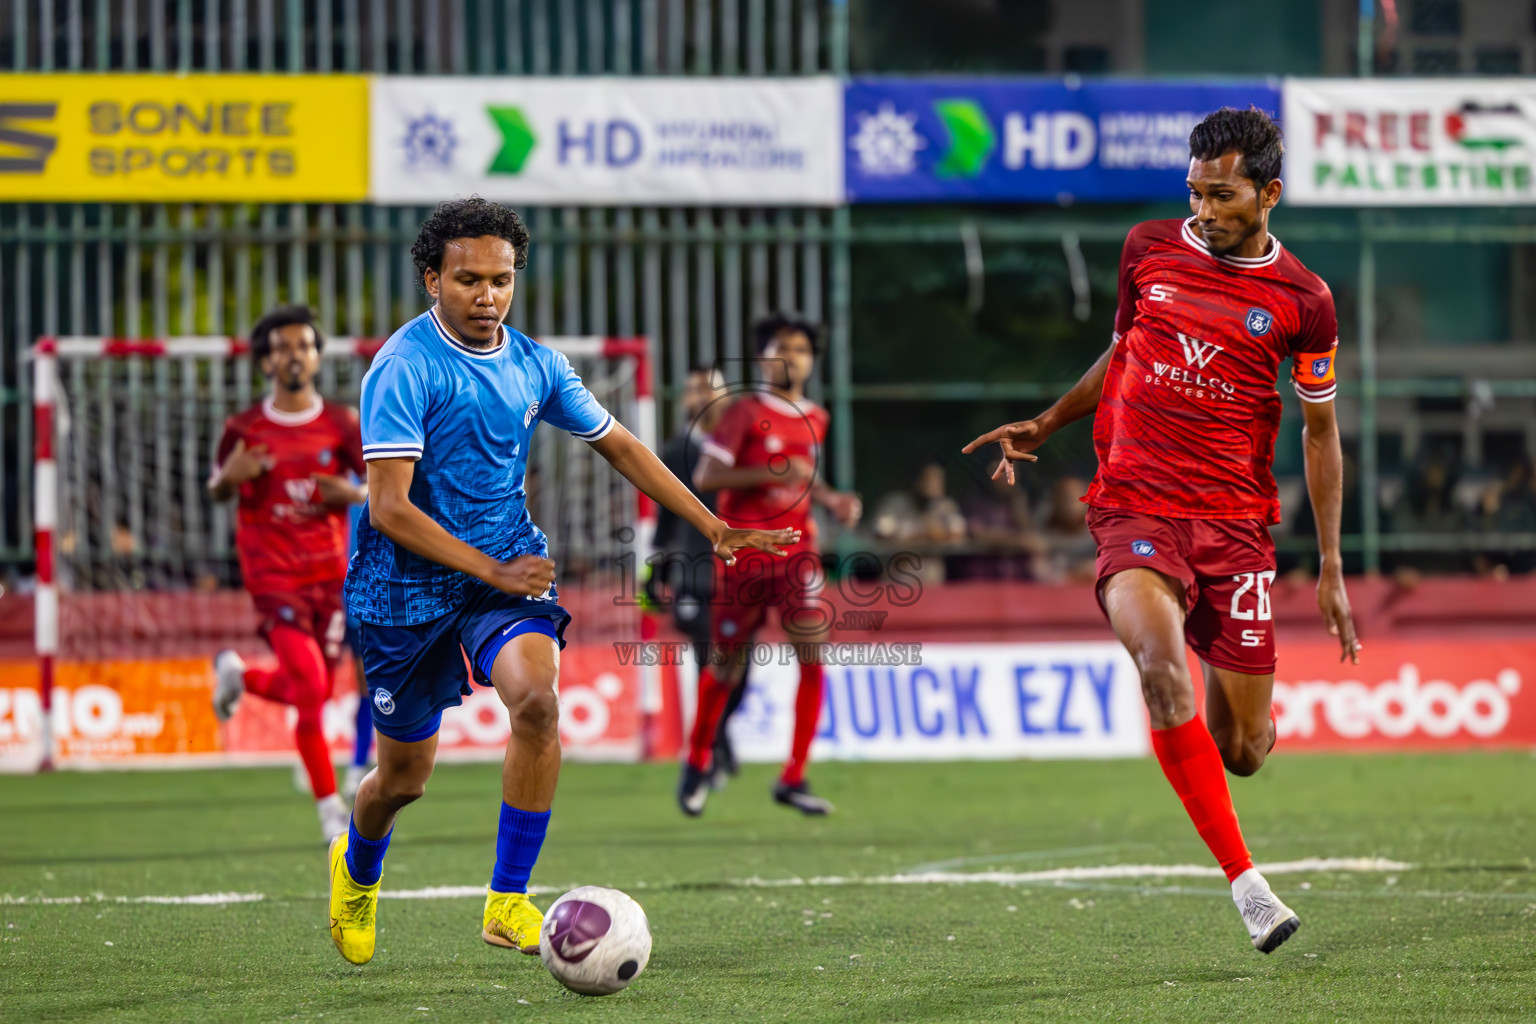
[22,333,659,772]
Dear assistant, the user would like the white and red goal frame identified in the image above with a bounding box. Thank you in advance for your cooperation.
[30,334,660,771]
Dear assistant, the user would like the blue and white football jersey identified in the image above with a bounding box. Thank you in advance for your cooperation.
[345,308,614,626]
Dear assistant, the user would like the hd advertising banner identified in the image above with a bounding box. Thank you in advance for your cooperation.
[1283,78,1536,205]
[370,76,843,205]
[720,642,1151,762]
[845,78,1280,203]
[0,74,368,201]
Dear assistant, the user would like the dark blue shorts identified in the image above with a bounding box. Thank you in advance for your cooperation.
[354,581,571,742]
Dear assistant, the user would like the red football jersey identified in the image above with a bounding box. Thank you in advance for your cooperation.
[701,392,830,545]
[214,397,365,593]
[1086,217,1339,524]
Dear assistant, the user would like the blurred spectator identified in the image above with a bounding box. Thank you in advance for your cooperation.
[871,463,967,544]
[950,473,1041,580]
[1033,476,1097,584]
[871,463,966,585]
[1474,456,1536,578]
[1384,454,1472,582]
[1283,450,1364,579]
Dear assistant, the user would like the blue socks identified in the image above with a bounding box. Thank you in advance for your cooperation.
[345,817,391,887]
[352,696,373,768]
[491,803,551,894]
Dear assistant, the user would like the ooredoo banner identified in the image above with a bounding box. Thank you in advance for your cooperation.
[1269,640,1535,749]
[0,74,368,200]
[1282,78,1536,205]
[369,76,844,206]
[844,78,1280,203]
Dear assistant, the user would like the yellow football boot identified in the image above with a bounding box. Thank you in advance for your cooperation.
[481,887,543,954]
[328,832,380,965]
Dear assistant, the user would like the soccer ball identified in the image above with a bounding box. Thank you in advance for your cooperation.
[538,886,652,996]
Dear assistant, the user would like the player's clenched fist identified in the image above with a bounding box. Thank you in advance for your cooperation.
[218,438,276,485]
[486,555,557,597]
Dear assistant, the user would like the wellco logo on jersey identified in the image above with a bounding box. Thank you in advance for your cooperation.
[373,689,395,715]
[1245,307,1274,337]
[1148,332,1239,402]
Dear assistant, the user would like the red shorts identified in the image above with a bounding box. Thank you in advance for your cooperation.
[1087,507,1277,675]
[251,582,348,665]
[712,546,830,645]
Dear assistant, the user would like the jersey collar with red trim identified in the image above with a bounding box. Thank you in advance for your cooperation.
[1179,217,1282,270]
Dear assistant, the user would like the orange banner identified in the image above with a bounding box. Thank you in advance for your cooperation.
[0,647,642,770]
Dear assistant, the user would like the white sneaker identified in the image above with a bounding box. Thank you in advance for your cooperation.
[341,764,370,803]
[1232,868,1301,953]
[318,793,350,842]
[212,650,246,723]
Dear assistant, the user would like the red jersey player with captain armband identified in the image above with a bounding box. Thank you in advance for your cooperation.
[678,314,862,818]
[207,306,367,842]
[965,108,1361,955]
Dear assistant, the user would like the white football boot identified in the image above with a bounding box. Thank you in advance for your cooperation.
[317,793,350,842]
[1232,867,1301,953]
[211,650,246,722]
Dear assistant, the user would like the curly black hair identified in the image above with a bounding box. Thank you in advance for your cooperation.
[752,312,822,357]
[250,304,324,361]
[1189,106,1284,189]
[410,196,531,283]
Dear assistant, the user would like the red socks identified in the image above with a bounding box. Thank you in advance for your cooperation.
[687,668,732,771]
[1150,717,1253,882]
[245,625,337,800]
[780,662,824,787]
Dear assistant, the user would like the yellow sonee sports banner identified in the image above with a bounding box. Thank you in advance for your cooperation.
[0,74,367,201]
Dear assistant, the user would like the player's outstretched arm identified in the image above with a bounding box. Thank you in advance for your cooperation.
[367,458,554,597]
[1300,398,1361,665]
[587,425,799,563]
[961,341,1116,485]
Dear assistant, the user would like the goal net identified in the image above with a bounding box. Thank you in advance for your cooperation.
[10,334,653,771]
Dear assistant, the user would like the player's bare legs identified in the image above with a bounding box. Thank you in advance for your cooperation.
[1101,568,1197,728]
[490,631,562,812]
[353,731,438,840]
[482,629,562,953]
[1203,663,1276,777]
[1102,568,1299,953]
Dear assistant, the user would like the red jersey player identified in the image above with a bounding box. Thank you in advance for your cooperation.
[679,314,862,817]
[208,305,367,841]
[965,108,1360,954]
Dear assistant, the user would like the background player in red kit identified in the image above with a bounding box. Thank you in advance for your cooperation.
[679,314,862,817]
[965,108,1360,954]
[208,306,367,841]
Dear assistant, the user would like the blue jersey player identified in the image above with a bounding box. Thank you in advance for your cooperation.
[327,198,796,966]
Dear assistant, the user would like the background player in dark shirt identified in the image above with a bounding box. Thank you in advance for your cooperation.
[209,306,367,842]
[966,108,1360,955]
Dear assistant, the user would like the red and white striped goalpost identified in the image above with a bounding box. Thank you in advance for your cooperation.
[31,334,664,767]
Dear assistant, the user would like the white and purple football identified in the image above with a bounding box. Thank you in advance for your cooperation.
[538,886,652,996]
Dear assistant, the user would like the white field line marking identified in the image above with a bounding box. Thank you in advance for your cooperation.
[1,891,264,906]
[0,859,1418,907]
[720,857,1415,889]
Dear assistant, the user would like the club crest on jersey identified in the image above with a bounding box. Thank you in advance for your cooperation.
[764,435,785,453]
[318,449,332,466]
[373,689,395,715]
[1311,356,1332,378]
[1131,540,1156,557]
[1245,307,1274,337]
[524,400,540,428]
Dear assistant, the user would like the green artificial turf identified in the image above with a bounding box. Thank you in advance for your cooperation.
[2,754,1534,1023]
